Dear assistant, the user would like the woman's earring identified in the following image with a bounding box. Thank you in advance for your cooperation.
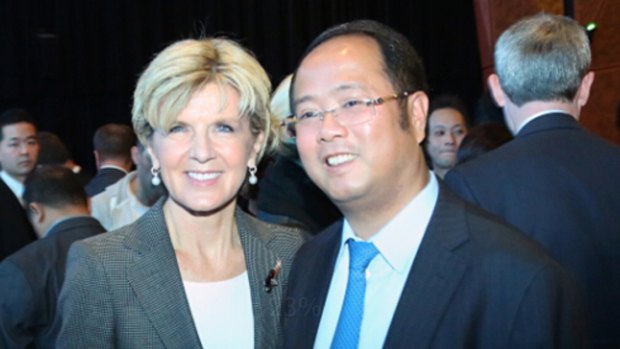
[248,166,258,185]
[151,166,161,186]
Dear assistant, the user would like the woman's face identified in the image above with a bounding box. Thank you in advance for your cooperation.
[149,83,263,214]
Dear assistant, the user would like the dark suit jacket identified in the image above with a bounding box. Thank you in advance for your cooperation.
[282,186,587,349]
[0,179,36,261]
[84,167,126,197]
[445,113,620,348]
[0,216,104,349]
[56,199,307,349]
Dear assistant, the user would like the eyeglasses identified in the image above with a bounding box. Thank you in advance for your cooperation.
[287,91,413,135]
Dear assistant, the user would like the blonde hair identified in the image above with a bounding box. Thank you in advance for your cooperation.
[132,38,278,161]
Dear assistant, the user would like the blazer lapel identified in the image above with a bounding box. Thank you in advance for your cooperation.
[236,209,282,349]
[294,222,342,348]
[384,188,468,349]
[125,202,202,348]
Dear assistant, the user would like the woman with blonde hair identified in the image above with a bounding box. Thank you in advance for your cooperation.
[56,38,306,348]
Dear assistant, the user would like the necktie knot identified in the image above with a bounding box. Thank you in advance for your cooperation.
[347,239,379,272]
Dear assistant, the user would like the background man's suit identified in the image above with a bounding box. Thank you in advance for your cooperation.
[283,186,586,348]
[84,167,126,197]
[445,113,620,347]
[0,179,36,261]
[0,216,105,349]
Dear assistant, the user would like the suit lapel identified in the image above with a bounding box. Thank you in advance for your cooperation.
[236,208,282,349]
[125,202,202,348]
[295,222,342,347]
[384,188,468,349]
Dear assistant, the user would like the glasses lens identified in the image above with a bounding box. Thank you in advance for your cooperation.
[338,101,375,126]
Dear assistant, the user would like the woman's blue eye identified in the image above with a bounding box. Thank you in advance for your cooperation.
[168,124,186,133]
[215,123,234,132]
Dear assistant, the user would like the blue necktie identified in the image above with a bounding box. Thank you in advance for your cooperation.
[331,239,379,349]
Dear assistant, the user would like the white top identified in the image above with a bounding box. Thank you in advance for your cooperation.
[183,272,255,349]
[0,170,24,203]
[314,172,439,349]
[90,171,149,231]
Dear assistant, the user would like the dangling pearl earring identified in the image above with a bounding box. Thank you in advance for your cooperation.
[248,166,258,185]
[151,166,161,186]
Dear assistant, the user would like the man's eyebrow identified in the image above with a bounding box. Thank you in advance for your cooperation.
[292,83,364,108]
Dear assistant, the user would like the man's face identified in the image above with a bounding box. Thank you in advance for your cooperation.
[293,35,427,212]
[0,122,39,181]
[425,107,467,171]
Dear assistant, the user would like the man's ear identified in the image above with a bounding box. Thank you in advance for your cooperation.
[575,71,595,108]
[28,202,45,224]
[407,91,429,144]
[487,74,507,107]
[93,150,100,169]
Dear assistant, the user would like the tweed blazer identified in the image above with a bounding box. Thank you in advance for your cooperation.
[55,198,307,349]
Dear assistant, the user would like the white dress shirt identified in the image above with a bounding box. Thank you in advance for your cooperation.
[314,172,439,349]
[516,109,569,134]
[0,170,25,203]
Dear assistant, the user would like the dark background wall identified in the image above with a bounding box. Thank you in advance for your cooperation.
[1,0,482,173]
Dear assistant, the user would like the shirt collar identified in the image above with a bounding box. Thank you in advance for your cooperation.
[0,170,25,201]
[43,215,90,238]
[516,109,571,134]
[341,171,439,273]
[100,164,129,174]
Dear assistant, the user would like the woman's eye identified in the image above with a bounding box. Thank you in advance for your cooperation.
[434,130,445,137]
[215,123,234,133]
[168,124,186,133]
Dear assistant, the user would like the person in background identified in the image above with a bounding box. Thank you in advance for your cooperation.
[255,74,341,233]
[455,122,512,165]
[56,37,307,349]
[0,108,39,261]
[90,142,166,230]
[282,19,585,348]
[84,123,136,197]
[0,166,104,349]
[36,131,91,185]
[445,13,620,348]
[423,94,469,178]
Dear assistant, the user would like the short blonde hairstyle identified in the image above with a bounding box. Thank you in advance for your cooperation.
[132,38,277,161]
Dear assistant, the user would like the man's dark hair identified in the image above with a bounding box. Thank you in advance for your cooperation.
[37,131,72,165]
[291,19,428,128]
[0,108,37,142]
[23,165,87,209]
[93,123,136,161]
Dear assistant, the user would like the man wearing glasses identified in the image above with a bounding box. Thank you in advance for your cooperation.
[282,20,586,348]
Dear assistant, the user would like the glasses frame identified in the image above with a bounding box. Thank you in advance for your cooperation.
[286,90,414,132]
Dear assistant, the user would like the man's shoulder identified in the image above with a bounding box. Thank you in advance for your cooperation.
[295,220,341,258]
[439,190,560,270]
[5,218,105,269]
